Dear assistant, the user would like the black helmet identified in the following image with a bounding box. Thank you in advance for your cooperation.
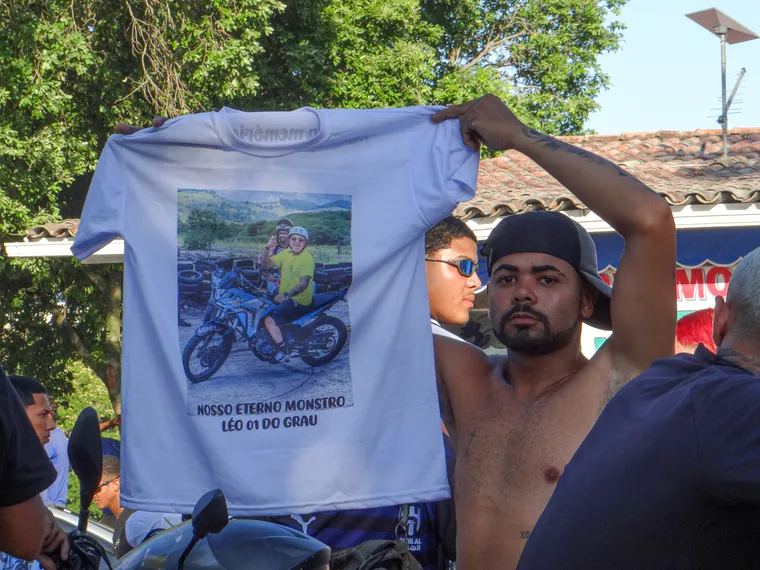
[115,518,330,570]
[276,218,294,232]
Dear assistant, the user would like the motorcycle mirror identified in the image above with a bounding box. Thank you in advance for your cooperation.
[178,489,229,570]
[192,488,229,539]
[67,406,102,532]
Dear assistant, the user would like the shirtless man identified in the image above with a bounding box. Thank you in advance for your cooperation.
[116,98,675,568]
[430,95,677,569]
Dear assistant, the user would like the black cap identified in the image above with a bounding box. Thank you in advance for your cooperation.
[481,211,612,330]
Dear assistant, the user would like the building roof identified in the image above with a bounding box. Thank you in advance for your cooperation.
[19,128,760,239]
[25,219,79,240]
[458,127,760,219]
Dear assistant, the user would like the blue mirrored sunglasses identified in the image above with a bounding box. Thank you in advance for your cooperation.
[425,258,478,277]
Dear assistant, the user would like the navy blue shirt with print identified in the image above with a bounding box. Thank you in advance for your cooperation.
[518,345,760,570]
[255,434,457,570]
[259,503,447,570]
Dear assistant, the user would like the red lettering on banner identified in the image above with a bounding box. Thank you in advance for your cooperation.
[706,267,733,297]
[598,266,734,302]
[676,269,705,301]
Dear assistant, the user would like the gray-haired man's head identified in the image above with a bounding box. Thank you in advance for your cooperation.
[714,247,760,349]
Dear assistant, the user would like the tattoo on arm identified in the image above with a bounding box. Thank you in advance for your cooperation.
[287,277,311,297]
[522,127,632,178]
[520,531,531,540]
[464,428,478,457]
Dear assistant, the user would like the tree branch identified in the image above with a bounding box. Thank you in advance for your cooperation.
[453,0,532,72]
[52,309,103,378]
[80,266,107,296]
[459,30,528,72]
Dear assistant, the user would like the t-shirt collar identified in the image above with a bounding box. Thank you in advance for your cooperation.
[211,107,332,157]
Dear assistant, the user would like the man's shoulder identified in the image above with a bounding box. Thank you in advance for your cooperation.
[434,333,493,380]
[688,356,760,405]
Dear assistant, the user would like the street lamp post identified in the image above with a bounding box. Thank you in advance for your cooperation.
[686,8,758,160]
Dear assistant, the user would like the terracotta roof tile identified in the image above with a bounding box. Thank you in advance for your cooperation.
[458,127,760,219]
[21,129,760,233]
[25,220,79,240]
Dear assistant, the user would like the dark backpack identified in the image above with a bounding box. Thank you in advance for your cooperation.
[330,539,424,570]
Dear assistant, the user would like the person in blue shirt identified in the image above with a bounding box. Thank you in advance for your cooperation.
[518,246,760,570]
[43,427,69,507]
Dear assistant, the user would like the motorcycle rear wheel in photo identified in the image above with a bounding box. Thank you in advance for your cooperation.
[300,316,348,367]
[251,326,276,362]
[182,330,233,383]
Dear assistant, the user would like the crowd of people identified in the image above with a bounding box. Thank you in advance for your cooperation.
[3,94,760,570]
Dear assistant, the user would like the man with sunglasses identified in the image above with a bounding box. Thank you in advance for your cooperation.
[93,455,133,557]
[425,216,481,346]
[429,95,676,569]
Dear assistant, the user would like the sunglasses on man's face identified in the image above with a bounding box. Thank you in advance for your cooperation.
[425,258,478,277]
[96,475,120,492]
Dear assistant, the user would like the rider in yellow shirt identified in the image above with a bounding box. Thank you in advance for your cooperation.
[259,226,315,362]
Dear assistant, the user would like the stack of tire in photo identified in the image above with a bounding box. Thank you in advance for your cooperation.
[177,261,215,306]
[177,259,353,307]
[313,262,352,294]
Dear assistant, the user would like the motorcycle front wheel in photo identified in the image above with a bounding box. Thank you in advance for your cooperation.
[300,316,348,367]
[182,330,233,383]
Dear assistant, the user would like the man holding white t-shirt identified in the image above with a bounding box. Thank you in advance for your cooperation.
[109,94,675,569]
[80,102,480,518]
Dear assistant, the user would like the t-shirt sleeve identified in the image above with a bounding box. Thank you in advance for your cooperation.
[0,368,57,507]
[71,139,125,261]
[693,376,760,505]
[412,115,480,228]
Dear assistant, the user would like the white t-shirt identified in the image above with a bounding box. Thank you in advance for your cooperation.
[43,427,69,507]
[72,106,478,516]
[126,511,183,547]
[431,318,469,343]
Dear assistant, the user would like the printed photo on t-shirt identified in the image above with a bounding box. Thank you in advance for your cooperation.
[176,189,353,423]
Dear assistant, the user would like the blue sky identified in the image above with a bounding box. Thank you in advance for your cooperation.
[586,0,760,134]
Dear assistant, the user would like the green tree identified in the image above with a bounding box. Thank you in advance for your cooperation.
[250,0,627,134]
[0,0,627,414]
[184,209,225,256]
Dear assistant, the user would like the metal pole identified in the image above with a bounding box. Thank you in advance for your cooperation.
[719,30,728,159]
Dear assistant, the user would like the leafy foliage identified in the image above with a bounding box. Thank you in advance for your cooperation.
[246,210,351,246]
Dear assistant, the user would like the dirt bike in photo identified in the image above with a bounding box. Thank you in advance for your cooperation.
[181,265,349,383]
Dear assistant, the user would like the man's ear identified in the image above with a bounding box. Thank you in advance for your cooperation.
[580,283,598,321]
[486,282,492,321]
[713,296,729,349]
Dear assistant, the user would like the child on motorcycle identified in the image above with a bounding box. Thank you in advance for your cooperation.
[259,226,316,362]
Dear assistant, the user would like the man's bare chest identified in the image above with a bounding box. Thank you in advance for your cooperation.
[454,385,602,500]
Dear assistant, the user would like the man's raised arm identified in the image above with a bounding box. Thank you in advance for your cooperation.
[433,95,677,388]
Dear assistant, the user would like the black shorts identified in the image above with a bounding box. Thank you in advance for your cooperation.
[269,299,313,325]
